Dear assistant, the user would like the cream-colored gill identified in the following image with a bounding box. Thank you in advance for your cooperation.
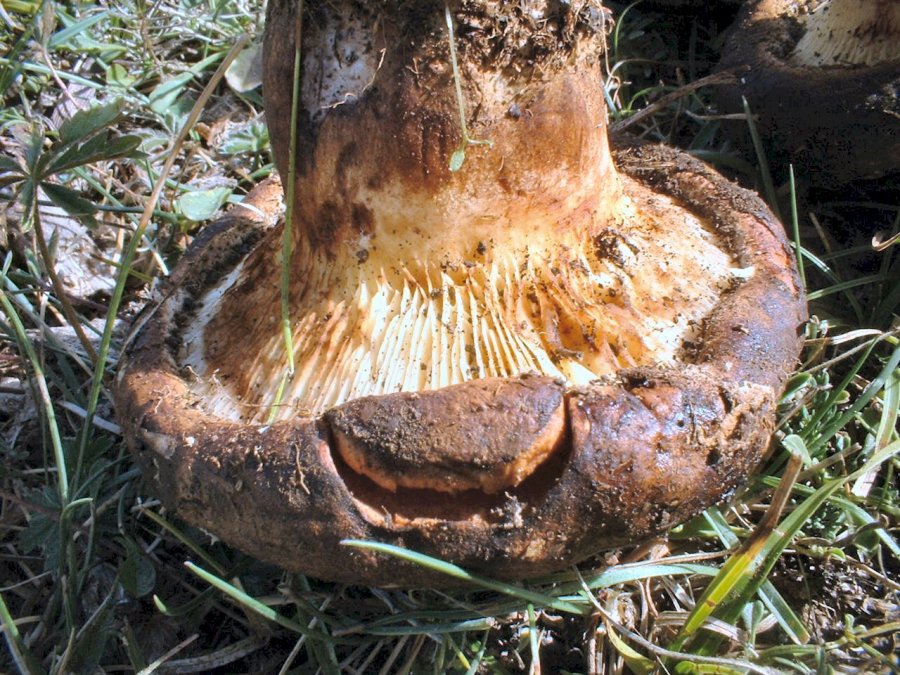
[791,0,900,68]
[185,189,739,423]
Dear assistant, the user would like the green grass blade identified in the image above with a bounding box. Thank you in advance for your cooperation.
[280,2,302,378]
[806,274,892,301]
[527,603,541,673]
[342,540,586,615]
[760,477,900,562]
[603,616,655,675]
[152,588,216,618]
[741,96,781,221]
[75,34,250,495]
[463,629,490,675]
[0,259,69,504]
[184,562,353,644]
[138,508,227,576]
[686,474,846,656]
[872,362,899,454]
[573,561,720,594]
[805,342,900,454]
[848,438,900,483]
[670,455,803,653]
[48,10,110,49]
[788,166,806,290]
[348,618,495,637]
[0,589,43,674]
[704,509,810,645]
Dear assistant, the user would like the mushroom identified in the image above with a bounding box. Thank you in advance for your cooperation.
[116,0,806,586]
[716,0,900,184]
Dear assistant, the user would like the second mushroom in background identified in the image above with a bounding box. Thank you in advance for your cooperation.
[716,0,900,186]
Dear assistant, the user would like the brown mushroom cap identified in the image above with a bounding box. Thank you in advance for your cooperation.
[116,0,806,586]
[715,0,900,184]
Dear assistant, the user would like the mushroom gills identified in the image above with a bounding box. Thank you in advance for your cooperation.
[790,0,900,67]
[180,180,743,424]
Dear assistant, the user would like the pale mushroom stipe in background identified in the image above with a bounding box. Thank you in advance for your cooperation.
[116,0,807,586]
[717,0,900,185]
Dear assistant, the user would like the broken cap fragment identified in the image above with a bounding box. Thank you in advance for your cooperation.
[328,376,567,494]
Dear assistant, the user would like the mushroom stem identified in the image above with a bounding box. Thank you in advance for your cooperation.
[268,0,619,261]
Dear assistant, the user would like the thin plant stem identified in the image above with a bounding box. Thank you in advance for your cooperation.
[0,588,40,675]
[281,0,303,375]
[0,254,69,504]
[742,96,781,222]
[31,205,97,362]
[270,0,303,420]
[444,3,491,171]
[445,3,468,143]
[788,165,806,290]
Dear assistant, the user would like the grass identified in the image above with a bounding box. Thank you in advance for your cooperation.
[1,1,898,673]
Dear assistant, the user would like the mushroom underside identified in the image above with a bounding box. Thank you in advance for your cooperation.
[117,139,805,586]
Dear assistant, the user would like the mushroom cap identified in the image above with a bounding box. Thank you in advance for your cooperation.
[715,0,900,184]
[116,136,805,586]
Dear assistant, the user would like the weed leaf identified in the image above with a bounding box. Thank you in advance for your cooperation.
[42,181,98,217]
[66,594,116,674]
[49,133,143,174]
[48,11,110,50]
[106,62,136,88]
[0,155,22,174]
[149,72,195,115]
[119,537,156,598]
[449,148,466,172]
[23,126,44,174]
[177,186,232,222]
[59,100,125,146]
[225,40,263,93]
[782,434,813,468]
